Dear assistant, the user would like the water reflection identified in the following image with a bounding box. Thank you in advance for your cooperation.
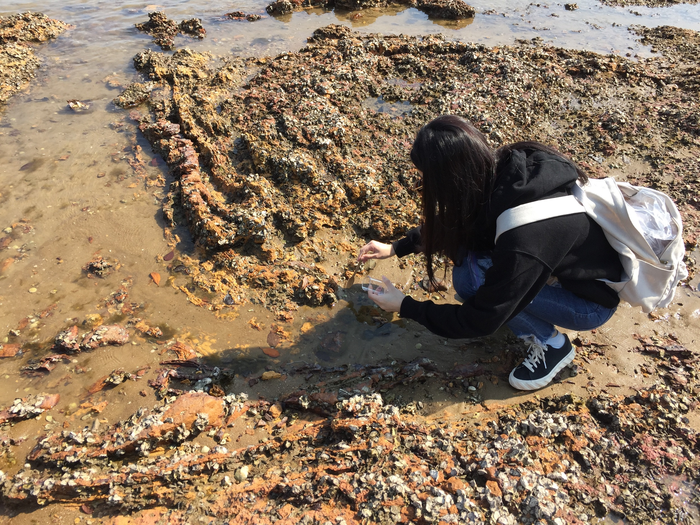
[330,4,474,29]
[1,0,698,59]
[362,95,414,116]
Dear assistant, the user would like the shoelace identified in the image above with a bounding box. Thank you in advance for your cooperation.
[521,342,547,372]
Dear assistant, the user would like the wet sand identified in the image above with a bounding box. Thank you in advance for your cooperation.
[0,2,700,524]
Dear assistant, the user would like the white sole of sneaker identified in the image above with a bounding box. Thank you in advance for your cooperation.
[508,347,576,391]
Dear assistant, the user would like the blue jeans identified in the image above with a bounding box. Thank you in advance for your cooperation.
[452,252,617,343]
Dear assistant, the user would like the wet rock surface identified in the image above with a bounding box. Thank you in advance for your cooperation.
[113,82,155,109]
[0,13,69,109]
[226,11,265,21]
[3,298,695,523]
[0,394,60,426]
[125,24,699,316]
[4,295,695,523]
[266,0,475,20]
[135,11,206,51]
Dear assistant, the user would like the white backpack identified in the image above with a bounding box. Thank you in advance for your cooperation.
[495,178,688,313]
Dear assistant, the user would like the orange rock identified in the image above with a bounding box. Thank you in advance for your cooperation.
[154,392,225,437]
[0,343,20,358]
[167,341,197,360]
[150,272,161,285]
[444,477,465,494]
[278,503,294,519]
[0,257,14,273]
[262,347,280,358]
[38,393,60,410]
[269,403,283,419]
[486,480,502,498]
[562,428,588,452]
[86,376,109,395]
[417,491,430,502]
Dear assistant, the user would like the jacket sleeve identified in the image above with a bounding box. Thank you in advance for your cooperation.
[399,251,552,339]
[392,225,423,258]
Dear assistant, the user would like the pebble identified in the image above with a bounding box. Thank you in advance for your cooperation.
[234,465,249,482]
[28,288,37,294]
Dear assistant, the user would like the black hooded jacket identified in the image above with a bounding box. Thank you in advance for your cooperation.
[393,148,623,339]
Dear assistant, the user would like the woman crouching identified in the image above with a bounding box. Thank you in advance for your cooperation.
[358,115,622,391]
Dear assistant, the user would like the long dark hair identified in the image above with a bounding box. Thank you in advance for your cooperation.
[410,116,588,287]
[410,115,495,286]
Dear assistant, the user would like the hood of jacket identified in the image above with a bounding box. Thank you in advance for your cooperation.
[469,147,581,250]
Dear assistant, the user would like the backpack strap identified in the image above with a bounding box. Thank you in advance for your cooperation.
[495,195,585,243]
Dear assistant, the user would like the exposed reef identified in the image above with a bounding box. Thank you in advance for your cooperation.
[117,24,700,317]
[1,386,698,523]
[135,11,206,50]
[0,12,69,110]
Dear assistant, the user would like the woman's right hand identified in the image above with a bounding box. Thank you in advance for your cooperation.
[358,241,395,263]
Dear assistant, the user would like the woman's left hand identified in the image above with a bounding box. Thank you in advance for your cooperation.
[368,276,405,313]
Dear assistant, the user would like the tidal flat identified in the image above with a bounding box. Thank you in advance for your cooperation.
[0,2,699,524]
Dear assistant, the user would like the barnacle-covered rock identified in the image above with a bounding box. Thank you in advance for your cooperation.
[0,12,68,43]
[113,82,155,108]
[53,325,80,353]
[134,12,205,50]
[126,24,700,316]
[80,324,129,350]
[0,13,69,109]
[2,387,698,524]
[81,255,115,278]
[0,393,60,425]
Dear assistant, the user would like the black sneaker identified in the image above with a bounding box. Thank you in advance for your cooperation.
[509,334,575,391]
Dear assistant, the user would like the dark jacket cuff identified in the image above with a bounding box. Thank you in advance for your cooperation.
[399,295,421,319]
[392,237,416,258]
[392,225,422,258]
